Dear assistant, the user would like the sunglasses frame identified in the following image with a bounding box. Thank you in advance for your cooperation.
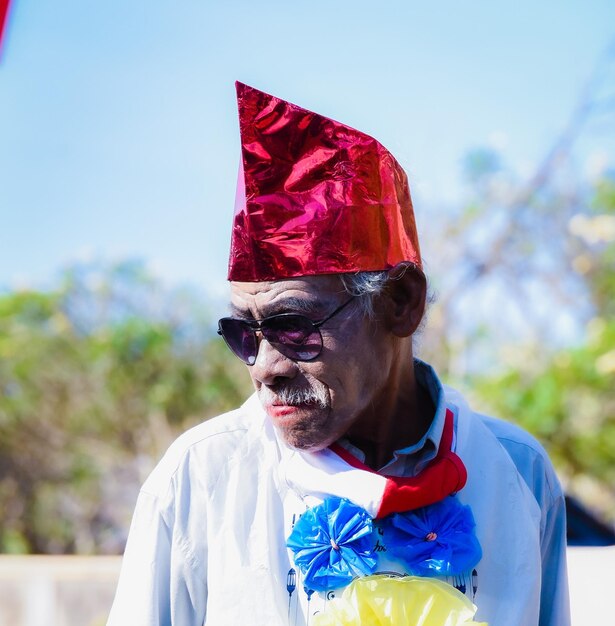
[217,297,355,365]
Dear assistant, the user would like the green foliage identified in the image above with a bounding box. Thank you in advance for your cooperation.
[1,150,613,552]
[472,317,615,519]
[592,177,615,215]
[0,261,252,554]
[442,170,615,523]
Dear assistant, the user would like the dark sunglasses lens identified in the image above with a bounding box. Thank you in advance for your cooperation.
[263,315,322,361]
[218,319,258,365]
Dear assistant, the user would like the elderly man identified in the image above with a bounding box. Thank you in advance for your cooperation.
[107,83,570,626]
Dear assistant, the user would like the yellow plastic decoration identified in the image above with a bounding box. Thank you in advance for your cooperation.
[313,575,488,626]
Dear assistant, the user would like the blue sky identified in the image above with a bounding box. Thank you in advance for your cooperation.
[1,0,613,298]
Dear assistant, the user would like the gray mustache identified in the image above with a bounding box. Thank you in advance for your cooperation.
[260,385,328,408]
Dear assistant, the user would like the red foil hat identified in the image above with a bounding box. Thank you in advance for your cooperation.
[228,82,421,282]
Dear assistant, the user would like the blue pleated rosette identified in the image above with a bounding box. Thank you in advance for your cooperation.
[382,496,482,577]
[287,496,377,592]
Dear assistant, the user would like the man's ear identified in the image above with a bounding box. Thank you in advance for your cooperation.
[381,263,427,337]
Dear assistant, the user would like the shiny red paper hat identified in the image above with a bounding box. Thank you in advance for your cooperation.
[228,82,422,282]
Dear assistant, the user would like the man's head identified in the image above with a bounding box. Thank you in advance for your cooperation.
[222,264,426,451]
[221,83,427,452]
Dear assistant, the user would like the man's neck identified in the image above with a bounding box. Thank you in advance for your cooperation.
[345,357,435,471]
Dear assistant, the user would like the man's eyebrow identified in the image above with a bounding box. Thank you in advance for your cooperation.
[229,303,252,319]
[268,297,328,316]
[229,296,332,319]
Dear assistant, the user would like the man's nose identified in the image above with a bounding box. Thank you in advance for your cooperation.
[249,336,298,386]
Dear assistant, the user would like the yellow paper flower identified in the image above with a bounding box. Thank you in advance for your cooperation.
[313,575,487,626]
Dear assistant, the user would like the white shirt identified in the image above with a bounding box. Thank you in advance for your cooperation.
[107,363,570,626]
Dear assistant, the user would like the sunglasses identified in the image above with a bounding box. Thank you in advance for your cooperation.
[217,297,355,365]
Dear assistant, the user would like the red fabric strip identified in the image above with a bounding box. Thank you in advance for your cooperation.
[376,452,467,518]
[329,408,467,518]
[0,0,11,52]
[440,408,454,452]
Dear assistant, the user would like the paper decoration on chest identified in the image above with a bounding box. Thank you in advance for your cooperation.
[311,575,488,626]
[382,495,482,577]
[286,496,377,592]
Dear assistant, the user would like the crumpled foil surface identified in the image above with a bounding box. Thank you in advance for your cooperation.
[383,495,482,577]
[312,575,488,626]
[229,82,422,282]
[286,496,377,592]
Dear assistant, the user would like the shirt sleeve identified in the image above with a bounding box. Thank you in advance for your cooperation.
[107,491,172,625]
[479,414,571,626]
[106,488,207,626]
[539,488,570,626]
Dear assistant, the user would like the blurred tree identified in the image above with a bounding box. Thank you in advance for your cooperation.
[0,261,252,554]
[470,179,615,522]
[1,45,613,556]
[419,43,615,522]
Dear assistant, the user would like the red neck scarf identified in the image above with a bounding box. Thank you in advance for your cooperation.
[330,409,467,519]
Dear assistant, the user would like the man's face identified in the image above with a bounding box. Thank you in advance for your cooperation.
[229,275,397,451]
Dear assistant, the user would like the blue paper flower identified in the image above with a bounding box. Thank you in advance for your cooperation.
[382,495,482,577]
[286,496,377,592]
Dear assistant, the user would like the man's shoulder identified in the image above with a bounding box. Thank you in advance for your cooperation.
[474,411,564,507]
[141,398,259,499]
[476,411,548,456]
[444,384,563,507]
[171,402,254,451]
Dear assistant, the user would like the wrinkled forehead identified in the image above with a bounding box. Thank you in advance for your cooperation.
[229,275,346,318]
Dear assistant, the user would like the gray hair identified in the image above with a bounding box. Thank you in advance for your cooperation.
[338,262,422,320]
[339,270,389,318]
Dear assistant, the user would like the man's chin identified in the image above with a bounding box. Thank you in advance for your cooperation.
[286,437,329,453]
[274,424,333,453]
[260,400,334,450]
